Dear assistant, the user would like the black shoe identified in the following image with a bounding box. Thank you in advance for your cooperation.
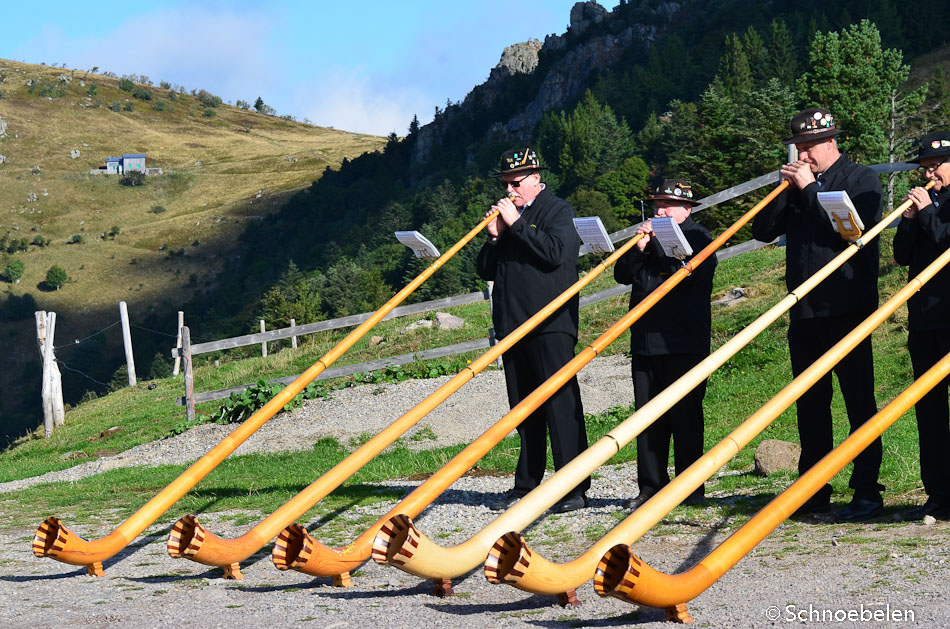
[489,491,524,511]
[835,496,884,522]
[792,496,832,517]
[553,494,587,513]
[901,499,950,521]
[623,493,653,511]
[682,494,705,507]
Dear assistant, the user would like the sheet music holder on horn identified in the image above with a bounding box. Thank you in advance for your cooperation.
[573,216,615,254]
[650,217,693,260]
[817,190,865,242]
[395,231,441,260]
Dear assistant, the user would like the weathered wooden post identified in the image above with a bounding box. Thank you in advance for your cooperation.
[48,312,64,427]
[172,311,184,376]
[290,319,298,349]
[36,311,53,437]
[119,301,137,386]
[35,310,65,435]
[181,326,195,422]
[260,319,267,357]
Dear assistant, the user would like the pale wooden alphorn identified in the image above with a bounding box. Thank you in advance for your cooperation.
[370,182,789,587]
[32,209,500,576]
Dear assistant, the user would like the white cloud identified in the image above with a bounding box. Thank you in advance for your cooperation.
[13,8,280,105]
[294,67,433,137]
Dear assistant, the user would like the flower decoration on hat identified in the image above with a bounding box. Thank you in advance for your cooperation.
[907,131,950,164]
[649,178,700,205]
[491,146,548,177]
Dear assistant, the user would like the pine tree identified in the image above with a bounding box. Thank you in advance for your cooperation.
[799,20,923,165]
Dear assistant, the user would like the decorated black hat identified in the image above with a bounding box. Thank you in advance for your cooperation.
[648,178,700,205]
[491,147,547,177]
[907,131,950,164]
[782,107,844,145]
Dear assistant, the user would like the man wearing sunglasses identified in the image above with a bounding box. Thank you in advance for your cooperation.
[476,147,590,513]
[752,108,884,522]
[893,131,950,521]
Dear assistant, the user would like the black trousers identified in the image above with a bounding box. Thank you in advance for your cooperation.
[908,329,950,504]
[501,332,589,498]
[631,353,707,501]
[789,315,883,501]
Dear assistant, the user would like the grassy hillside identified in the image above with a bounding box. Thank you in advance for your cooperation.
[0,236,932,531]
[0,59,387,439]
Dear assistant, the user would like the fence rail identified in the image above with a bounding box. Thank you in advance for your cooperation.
[174,161,911,409]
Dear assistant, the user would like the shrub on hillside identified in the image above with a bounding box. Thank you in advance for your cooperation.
[45,265,68,290]
[118,78,134,92]
[3,259,24,284]
[31,234,49,247]
[123,101,134,112]
[69,234,84,244]
[160,80,171,90]
[86,83,97,96]
[132,86,152,101]
[121,171,146,187]
[202,107,216,118]
[153,99,166,112]
[196,89,222,108]
[3,237,29,254]
[109,101,122,112]
[149,205,166,214]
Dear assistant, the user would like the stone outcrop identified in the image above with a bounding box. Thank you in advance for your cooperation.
[568,0,608,35]
[411,1,681,165]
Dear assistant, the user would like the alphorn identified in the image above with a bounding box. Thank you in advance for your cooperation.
[272,231,648,584]
[371,182,789,593]
[32,209,500,577]
[485,182,935,601]
[596,349,950,622]
[164,213,644,580]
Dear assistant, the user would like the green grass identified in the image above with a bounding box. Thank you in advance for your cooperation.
[0,237,936,526]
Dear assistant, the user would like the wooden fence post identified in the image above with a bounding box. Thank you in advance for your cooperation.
[47,312,64,426]
[290,319,298,349]
[182,326,195,422]
[173,311,184,376]
[35,311,53,437]
[119,301,137,386]
[260,319,267,357]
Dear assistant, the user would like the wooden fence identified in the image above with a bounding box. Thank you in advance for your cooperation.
[173,162,916,412]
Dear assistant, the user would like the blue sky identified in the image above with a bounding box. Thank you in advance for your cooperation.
[3,1,618,136]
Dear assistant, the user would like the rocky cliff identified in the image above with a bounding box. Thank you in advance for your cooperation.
[411,0,678,165]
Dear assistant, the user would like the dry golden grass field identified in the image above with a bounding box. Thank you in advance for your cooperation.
[0,59,386,435]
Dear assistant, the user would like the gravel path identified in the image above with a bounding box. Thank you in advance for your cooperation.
[0,354,633,494]
[2,353,948,627]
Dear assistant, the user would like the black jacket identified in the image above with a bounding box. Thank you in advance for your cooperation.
[752,153,882,320]
[476,187,580,340]
[893,186,950,331]
[613,216,716,356]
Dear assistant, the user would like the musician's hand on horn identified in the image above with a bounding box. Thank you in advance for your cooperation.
[780,160,816,190]
[904,186,931,218]
[486,205,507,238]
[496,195,521,228]
[636,220,653,251]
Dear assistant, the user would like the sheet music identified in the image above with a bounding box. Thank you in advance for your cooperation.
[817,191,865,233]
[394,230,441,260]
[573,217,614,254]
[651,217,693,260]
